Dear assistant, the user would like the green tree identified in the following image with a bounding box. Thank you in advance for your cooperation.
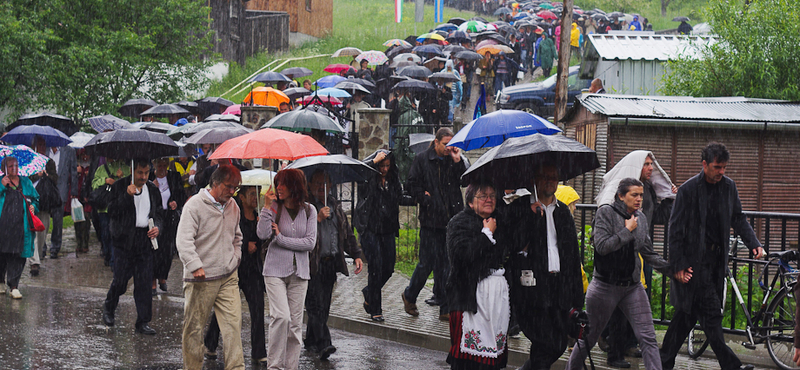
[661,0,800,100]
[2,0,215,127]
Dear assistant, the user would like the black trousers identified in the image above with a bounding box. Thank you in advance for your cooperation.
[104,229,153,327]
[660,263,741,370]
[518,307,569,369]
[606,307,637,361]
[361,231,396,315]
[153,221,176,281]
[304,258,337,351]
[205,275,267,359]
[405,227,449,315]
[0,253,26,289]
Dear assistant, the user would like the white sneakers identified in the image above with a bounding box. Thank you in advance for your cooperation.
[10,289,22,299]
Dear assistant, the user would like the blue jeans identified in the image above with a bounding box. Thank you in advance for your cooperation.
[494,73,508,96]
[404,227,448,314]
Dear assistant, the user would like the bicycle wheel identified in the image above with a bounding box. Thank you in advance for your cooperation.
[686,327,709,359]
[766,287,800,370]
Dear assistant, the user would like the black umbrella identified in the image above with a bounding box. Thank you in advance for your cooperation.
[429,71,460,82]
[412,45,444,58]
[85,129,179,160]
[397,65,433,79]
[454,50,484,61]
[392,79,435,92]
[460,133,600,188]
[170,120,243,139]
[280,67,314,78]
[409,133,435,155]
[173,100,201,114]
[340,77,376,88]
[261,109,344,133]
[672,16,691,22]
[444,44,467,53]
[286,154,378,185]
[608,11,624,18]
[204,114,240,123]
[251,71,292,84]
[118,98,158,118]
[183,127,253,145]
[448,17,467,26]
[135,121,176,134]
[334,81,372,94]
[386,46,413,59]
[471,16,489,23]
[8,112,78,136]
[196,97,235,116]
[283,87,312,100]
[139,104,190,118]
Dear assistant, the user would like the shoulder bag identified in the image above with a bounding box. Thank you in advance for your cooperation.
[88,164,115,209]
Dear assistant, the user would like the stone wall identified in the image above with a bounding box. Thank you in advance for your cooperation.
[354,108,391,160]
[241,105,278,129]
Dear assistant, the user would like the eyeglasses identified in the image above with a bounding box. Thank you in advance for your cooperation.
[475,193,497,201]
[221,183,240,193]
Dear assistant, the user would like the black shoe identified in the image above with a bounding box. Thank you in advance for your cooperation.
[30,265,40,277]
[135,324,157,335]
[625,347,642,358]
[370,314,385,322]
[425,297,442,306]
[739,365,755,370]
[319,345,336,361]
[607,359,631,368]
[152,288,157,296]
[49,252,59,259]
[102,310,115,327]
[159,282,167,292]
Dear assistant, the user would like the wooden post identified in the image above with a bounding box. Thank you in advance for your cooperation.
[554,0,573,124]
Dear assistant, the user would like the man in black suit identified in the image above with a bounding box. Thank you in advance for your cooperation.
[659,142,763,370]
[509,164,584,370]
[102,158,162,335]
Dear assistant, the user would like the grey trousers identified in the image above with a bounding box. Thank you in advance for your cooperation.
[567,279,662,370]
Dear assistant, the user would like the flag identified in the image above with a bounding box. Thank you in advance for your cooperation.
[434,0,443,23]
[395,0,402,23]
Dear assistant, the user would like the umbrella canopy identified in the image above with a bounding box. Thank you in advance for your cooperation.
[324,64,352,74]
[494,7,512,15]
[262,109,344,133]
[8,112,78,136]
[140,104,189,118]
[300,95,343,105]
[169,120,243,139]
[286,154,378,184]
[412,45,444,58]
[315,75,346,89]
[446,30,471,43]
[173,100,201,114]
[333,81,372,94]
[135,121,176,134]
[461,133,599,188]
[196,97,235,116]
[283,87,313,100]
[448,17,467,25]
[315,88,351,98]
[87,114,132,133]
[454,50,484,61]
[417,32,446,43]
[386,46,414,59]
[392,79,435,92]
[477,44,515,55]
[3,125,72,148]
[448,110,562,151]
[222,104,241,115]
[355,50,389,66]
[429,71,461,82]
[68,132,96,149]
[392,53,422,64]
[243,87,290,107]
[205,114,241,123]
[458,20,487,33]
[85,129,179,159]
[475,39,500,50]
[118,98,158,118]
[183,127,253,145]
[331,47,363,58]
[672,16,690,22]
[537,10,558,20]
[0,145,50,176]
[538,3,554,9]
[280,67,314,78]
[250,71,292,84]
[408,133,435,155]
[209,128,328,161]
[434,23,458,32]
[397,65,433,79]
[383,39,413,48]
[241,169,278,188]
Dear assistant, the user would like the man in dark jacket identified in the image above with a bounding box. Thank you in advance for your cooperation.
[102,158,162,335]
[402,128,466,321]
[508,164,583,370]
[305,170,364,360]
[660,142,762,370]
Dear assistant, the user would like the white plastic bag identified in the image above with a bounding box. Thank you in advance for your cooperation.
[71,198,85,222]
[517,70,524,80]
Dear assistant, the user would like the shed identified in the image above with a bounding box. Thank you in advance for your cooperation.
[250,0,332,38]
[580,33,717,96]
[562,94,800,242]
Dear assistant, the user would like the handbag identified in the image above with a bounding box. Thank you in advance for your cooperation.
[22,192,46,232]
[89,164,115,209]
[35,175,61,211]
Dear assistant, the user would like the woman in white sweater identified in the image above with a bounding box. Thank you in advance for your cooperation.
[257,168,317,370]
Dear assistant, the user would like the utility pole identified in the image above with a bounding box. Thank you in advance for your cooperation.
[553,0,573,124]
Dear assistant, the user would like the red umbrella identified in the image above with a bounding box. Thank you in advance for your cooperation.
[209,128,328,161]
[300,95,343,105]
[538,10,558,20]
[323,64,352,74]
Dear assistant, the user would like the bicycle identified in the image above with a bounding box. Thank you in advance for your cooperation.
[685,238,800,370]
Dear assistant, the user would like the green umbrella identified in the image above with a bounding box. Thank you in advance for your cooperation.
[539,3,554,9]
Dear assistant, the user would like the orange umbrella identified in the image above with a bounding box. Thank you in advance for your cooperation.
[477,44,515,55]
[209,128,328,161]
[243,87,290,107]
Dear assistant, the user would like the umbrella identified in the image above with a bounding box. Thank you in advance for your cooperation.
[435,23,458,32]
[241,169,278,188]
[183,127,253,145]
[444,44,468,53]
[3,125,73,147]
[205,114,241,122]
[118,99,158,118]
[475,39,500,50]
[340,77,375,88]
[393,53,422,64]
[412,44,444,58]
[537,10,558,20]
[283,87,312,100]
[448,17,467,26]
[280,67,314,78]
[87,114,132,132]
[392,79,435,92]
[331,47,363,58]
[287,154,378,185]
[196,97,235,117]
[243,86,290,107]
[209,128,328,161]
[391,60,418,70]
[383,39,413,48]
[300,95,343,105]
[461,133,600,188]
[8,112,78,137]
[262,109,344,133]
[448,110,562,151]
[315,75,346,89]
[458,20,487,33]
[446,30,471,43]
[135,121,176,134]
[140,104,190,118]
[0,145,50,176]
[355,50,389,66]
[315,88,351,98]
[538,3,554,9]
[608,11,624,18]
[386,46,414,59]
[494,7,512,15]
[169,120,243,139]
[454,50,484,61]
[429,71,461,82]
[250,71,292,84]
[222,104,242,115]
[417,32,446,43]
[173,100,201,114]
[477,44,515,55]
[397,65,433,79]
[408,133,435,155]
[672,16,691,22]
[68,132,96,149]
[85,129,179,160]
[334,81,372,94]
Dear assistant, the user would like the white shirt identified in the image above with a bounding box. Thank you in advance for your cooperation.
[134,184,150,228]
[202,188,225,212]
[155,175,170,210]
[48,148,61,173]
[533,196,560,272]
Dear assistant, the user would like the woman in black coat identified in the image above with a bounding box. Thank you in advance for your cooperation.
[149,158,187,294]
[446,181,509,370]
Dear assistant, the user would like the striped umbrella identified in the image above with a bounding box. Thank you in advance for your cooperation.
[383,39,412,48]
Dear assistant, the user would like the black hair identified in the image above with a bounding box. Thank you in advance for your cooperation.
[616,177,644,197]
[132,158,151,170]
[701,142,730,164]
[465,181,495,206]
[429,127,455,147]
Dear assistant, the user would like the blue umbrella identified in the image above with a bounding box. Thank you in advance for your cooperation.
[3,124,72,147]
[315,88,351,98]
[449,109,562,151]
[412,44,445,58]
[315,75,346,89]
[434,23,458,32]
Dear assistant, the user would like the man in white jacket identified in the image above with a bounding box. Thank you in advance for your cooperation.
[177,164,244,370]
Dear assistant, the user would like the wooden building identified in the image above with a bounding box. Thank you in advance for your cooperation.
[209,0,290,66]
[249,0,332,38]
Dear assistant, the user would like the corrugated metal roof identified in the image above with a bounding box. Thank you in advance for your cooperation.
[587,34,717,61]
[577,94,800,123]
